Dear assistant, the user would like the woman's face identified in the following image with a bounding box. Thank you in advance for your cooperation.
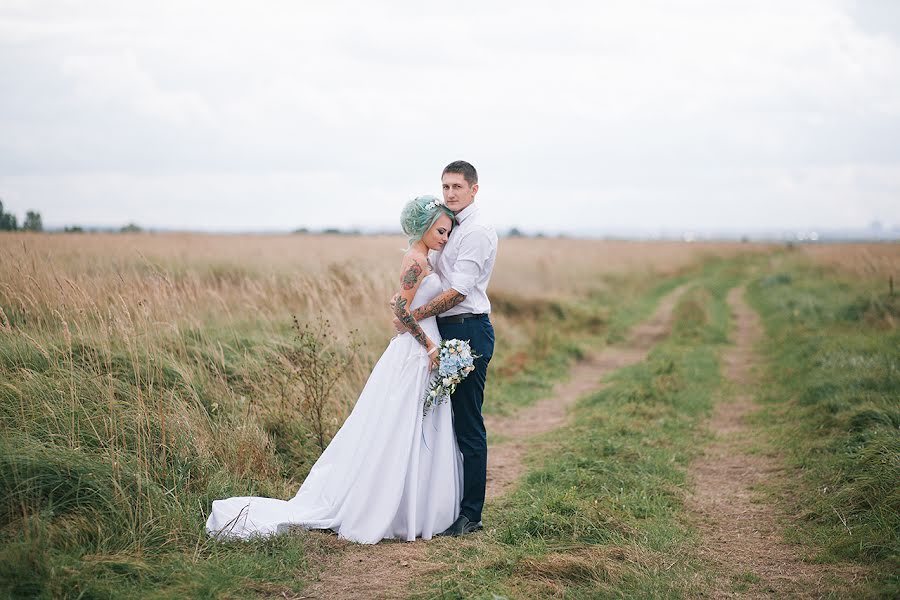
[421,214,452,252]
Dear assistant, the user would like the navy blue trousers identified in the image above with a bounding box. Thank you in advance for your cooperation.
[437,314,494,523]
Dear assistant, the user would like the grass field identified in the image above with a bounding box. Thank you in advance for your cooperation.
[1,233,896,598]
[410,258,749,598]
[747,250,899,595]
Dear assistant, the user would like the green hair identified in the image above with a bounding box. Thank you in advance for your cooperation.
[400,195,454,246]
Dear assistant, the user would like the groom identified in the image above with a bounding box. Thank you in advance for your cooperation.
[394,160,498,536]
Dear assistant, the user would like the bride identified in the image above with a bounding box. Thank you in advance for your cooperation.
[205,196,463,544]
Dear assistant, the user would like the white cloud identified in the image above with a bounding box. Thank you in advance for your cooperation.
[61,52,214,125]
[0,0,898,232]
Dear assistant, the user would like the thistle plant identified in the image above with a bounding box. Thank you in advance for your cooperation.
[283,314,360,452]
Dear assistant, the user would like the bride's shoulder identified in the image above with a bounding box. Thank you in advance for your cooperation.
[402,248,430,270]
[398,250,433,290]
[398,249,430,278]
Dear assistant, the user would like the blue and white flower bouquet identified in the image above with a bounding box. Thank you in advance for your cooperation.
[422,338,478,417]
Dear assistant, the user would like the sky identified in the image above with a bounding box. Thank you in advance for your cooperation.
[1,0,899,235]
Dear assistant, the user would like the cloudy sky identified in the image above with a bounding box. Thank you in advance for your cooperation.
[1,0,899,235]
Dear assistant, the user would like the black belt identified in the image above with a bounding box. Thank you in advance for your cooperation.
[437,312,486,324]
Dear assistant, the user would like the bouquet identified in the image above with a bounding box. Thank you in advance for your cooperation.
[422,338,478,417]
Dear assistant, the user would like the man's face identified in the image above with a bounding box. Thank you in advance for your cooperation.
[442,172,478,214]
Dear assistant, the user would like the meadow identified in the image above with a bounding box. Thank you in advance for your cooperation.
[0,233,896,598]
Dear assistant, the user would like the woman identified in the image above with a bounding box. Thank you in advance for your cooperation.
[206,195,463,544]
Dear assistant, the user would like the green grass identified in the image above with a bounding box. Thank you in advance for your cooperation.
[730,571,762,593]
[11,249,893,598]
[413,262,744,598]
[0,264,699,598]
[412,253,894,599]
[0,522,318,600]
[746,256,899,596]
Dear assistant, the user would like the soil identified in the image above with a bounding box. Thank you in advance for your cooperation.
[684,286,870,598]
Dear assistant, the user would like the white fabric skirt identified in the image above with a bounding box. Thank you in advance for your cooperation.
[206,320,463,544]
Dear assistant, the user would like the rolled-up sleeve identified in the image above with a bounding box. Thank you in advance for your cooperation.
[448,228,494,297]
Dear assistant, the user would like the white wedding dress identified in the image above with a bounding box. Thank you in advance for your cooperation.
[206,272,463,544]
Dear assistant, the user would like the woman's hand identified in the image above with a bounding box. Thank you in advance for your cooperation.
[427,343,440,372]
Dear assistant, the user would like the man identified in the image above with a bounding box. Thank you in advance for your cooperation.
[393,160,498,536]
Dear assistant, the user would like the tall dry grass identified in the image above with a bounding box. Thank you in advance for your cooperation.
[0,233,761,418]
[0,232,764,588]
[800,243,899,282]
[0,233,766,462]
[0,233,759,333]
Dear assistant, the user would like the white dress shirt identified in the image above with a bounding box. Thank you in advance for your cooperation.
[434,203,498,316]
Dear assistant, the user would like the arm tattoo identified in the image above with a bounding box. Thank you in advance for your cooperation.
[392,295,431,350]
[411,289,465,321]
[401,262,423,290]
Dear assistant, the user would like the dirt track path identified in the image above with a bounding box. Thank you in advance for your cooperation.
[483,285,686,500]
[685,286,869,598]
[298,286,686,600]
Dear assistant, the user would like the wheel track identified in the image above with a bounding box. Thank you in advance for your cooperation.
[685,286,870,598]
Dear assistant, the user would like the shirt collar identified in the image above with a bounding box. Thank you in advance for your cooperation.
[455,203,478,224]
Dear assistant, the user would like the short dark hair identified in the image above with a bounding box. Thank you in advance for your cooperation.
[442,160,478,186]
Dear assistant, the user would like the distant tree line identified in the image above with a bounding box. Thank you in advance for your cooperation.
[293,227,362,235]
[0,198,147,233]
[505,227,551,239]
[290,226,555,238]
[0,200,43,232]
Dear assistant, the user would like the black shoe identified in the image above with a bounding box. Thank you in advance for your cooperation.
[437,515,483,537]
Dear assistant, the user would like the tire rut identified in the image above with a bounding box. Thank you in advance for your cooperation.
[685,286,870,598]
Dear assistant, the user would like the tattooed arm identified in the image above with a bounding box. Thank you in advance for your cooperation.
[392,229,491,324]
[410,289,465,321]
[391,253,439,362]
[390,288,466,332]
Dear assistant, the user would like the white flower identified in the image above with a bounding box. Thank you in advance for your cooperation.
[422,339,481,418]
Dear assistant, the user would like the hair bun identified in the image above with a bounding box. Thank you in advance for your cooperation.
[400,195,452,245]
